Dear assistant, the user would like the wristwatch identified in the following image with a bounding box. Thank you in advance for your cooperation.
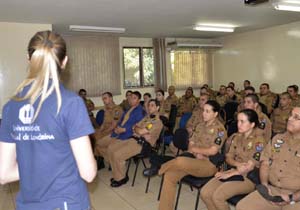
[289,194,295,205]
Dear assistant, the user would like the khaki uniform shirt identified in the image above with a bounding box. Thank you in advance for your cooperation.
[94,104,123,139]
[291,96,300,107]
[119,99,131,111]
[190,119,227,152]
[177,96,197,116]
[271,106,292,134]
[159,100,171,117]
[259,92,276,114]
[186,108,203,131]
[227,131,266,168]
[216,95,227,107]
[254,110,272,143]
[261,132,300,193]
[134,115,163,146]
[165,95,178,113]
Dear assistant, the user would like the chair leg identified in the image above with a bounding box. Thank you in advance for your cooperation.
[141,158,147,168]
[195,189,200,210]
[190,185,194,191]
[174,181,182,210]
[157,175,164,201]
[131,159,140,186]
[126,158,132,177]
[145,176,151,193]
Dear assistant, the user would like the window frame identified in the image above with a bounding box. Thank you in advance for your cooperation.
[122,46,155,89]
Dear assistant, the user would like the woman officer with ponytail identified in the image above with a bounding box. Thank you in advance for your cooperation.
[0,31,97,210]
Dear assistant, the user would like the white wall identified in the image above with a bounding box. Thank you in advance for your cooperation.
[0,22,52,116]
[213,21,300,93]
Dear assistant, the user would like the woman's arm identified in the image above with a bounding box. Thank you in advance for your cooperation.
[70,136,97,183]
[0,142,19,185]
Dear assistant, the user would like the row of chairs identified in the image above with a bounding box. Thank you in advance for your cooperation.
[144,128,250,210]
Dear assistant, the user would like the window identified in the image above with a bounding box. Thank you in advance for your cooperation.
[170,50,212,89]
[123,47,155,88]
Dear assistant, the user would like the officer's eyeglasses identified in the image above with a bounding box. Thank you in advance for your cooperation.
[288,113,300,121]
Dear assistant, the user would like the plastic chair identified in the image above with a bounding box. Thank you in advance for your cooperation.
[144,128,189,194]
[126,128,165,187]
[95,109,105,126]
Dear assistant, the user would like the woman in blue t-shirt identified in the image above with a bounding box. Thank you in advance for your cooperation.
[0,31,97,210]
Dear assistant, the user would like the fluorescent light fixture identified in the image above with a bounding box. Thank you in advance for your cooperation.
[69,25,126,33]
[273,0,300,12]
[193,25,235,32]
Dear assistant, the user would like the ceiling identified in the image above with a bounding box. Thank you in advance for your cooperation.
[1,0,300,38]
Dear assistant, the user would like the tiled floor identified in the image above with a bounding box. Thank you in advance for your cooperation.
[0,160,236,210]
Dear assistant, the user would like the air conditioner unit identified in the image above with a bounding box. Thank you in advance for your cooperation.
[167,41,223,50]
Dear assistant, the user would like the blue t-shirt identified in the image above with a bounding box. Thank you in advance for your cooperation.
[0,84,94,210]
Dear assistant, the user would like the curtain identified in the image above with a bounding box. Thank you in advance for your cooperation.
[153,38,167,91]
[171,50,212,89]
[61,35,121,97]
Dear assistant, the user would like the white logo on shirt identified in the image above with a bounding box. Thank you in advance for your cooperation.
[19,104,35,124]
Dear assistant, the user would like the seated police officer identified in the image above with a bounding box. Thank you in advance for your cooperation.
[158,100,227,210]
[201,109,266,210]
[236,107,300,210]
[107,99,163,187]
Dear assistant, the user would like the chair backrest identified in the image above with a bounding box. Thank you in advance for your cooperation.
[95,109,105,126]
[159,115,169,127]
[258,102,268,116]
[173,128,189,151]
[167,104,177,133]
[223,102,239,123]
[179,112,192,128]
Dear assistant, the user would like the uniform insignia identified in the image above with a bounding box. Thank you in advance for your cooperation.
[247,142,253,150]
[214,137,222,145]
[218,131,224,137]
[259,121,265,129]
[274,143,281,148]
[276,139,284,144]
[146,123,153,130]
[209,129,214,134]
[269,158,273,166]
[255,142,264,152]
[253,152,261,161]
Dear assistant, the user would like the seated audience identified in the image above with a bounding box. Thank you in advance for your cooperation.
[119,90,132,111]
[156,89,169,118]
[216,85,227,107]
[236,107,300,210]
[107,99,163,187]
[287,85,300,107]
[177,87,198,116]
[94,92,123,164]
[226,86,242,104]
[165,85,178,110]
[259,83,277,115]
[95,91,145,163]
[244,94,272,143]
[158,100,227,210]
[271,92,292,136]
[201,109,266,210]
[142,92,152,114]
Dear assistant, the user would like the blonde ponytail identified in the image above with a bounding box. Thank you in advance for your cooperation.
[12,31,66,122]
